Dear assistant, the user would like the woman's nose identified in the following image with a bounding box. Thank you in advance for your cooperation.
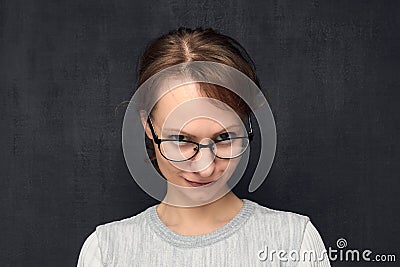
[197,160,215,177]
[192,139,216,177]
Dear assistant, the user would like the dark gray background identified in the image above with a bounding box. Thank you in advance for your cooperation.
[1,0,399,266]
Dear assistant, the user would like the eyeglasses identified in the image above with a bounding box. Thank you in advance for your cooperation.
[147,115,254,162]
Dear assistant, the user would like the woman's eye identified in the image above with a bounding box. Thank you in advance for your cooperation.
[217,132,236,141]
[169,135,189,142]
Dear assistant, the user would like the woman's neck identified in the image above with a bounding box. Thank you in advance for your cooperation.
[156,192,243,236]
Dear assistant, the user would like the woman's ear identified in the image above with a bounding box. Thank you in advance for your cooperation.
[140,110,153,140]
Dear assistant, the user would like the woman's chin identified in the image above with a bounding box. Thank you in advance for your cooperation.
[164,179,230,207]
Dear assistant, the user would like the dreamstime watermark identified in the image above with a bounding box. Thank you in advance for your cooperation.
[257,238,396,263]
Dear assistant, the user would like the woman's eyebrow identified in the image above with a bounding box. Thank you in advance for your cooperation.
[161,129,197,138]
[162,125,243,137]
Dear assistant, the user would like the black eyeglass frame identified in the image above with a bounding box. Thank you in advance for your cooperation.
[146,114,254,162]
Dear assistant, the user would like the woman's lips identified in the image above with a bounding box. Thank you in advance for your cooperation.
[184,178,216,187]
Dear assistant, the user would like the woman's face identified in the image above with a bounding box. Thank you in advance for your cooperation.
[143,83,247,204]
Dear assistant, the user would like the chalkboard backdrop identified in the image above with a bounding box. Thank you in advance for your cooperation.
[1,0,399,266]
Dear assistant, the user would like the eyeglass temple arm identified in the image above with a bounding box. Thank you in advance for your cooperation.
[147,116,161,144]
[248,115,254,141]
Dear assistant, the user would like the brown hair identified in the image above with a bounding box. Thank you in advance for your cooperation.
[136,27,261,117]
[136,27,260,166]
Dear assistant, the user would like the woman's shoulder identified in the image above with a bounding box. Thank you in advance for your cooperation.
[244,198,310,227]
[243,199,314,250]
[95,204,155,233]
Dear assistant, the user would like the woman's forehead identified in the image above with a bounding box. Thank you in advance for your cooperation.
[152,83,242,127]
[157,83,202,108]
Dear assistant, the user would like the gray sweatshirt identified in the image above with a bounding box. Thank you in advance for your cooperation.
[78,199,330,266]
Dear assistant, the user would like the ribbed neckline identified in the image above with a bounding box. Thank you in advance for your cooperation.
[145,198,256,248]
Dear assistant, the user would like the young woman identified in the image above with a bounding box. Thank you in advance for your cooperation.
[77,27,331,266]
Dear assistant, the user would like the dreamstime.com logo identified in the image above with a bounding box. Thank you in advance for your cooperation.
[257,238,396,263]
